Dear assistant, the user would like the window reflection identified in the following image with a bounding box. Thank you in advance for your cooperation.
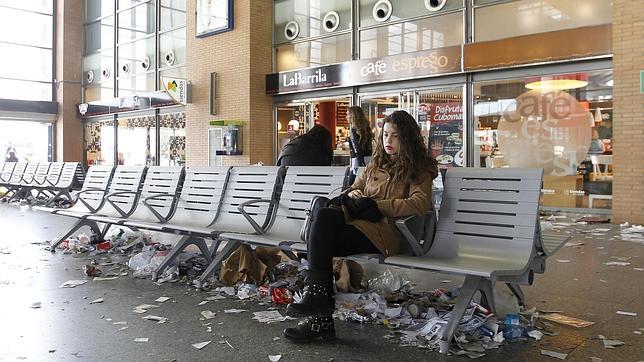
[84,120,115,165]
[474,70,613,209]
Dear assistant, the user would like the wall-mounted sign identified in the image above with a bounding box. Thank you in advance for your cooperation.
[266,63,349,94]
[78,91,181,117]
[266,46,462,95]
[196,0,234,37]
[161,77,188,105]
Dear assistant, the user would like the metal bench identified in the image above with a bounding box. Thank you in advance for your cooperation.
[46,166,144,250]
[383,167,571,353]
[216,166,349,260]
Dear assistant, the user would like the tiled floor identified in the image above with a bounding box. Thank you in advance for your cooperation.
[0,204,642,361]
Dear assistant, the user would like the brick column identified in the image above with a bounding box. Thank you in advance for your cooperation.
[55,0,84,162]
[185,0,273,166]
[612,0,644,223]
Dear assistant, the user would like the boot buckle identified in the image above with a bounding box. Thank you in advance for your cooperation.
[321,322,331,329]
[311,323,321,332]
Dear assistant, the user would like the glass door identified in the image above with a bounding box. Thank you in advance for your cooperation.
[359,93,403,134]
[275,102,312,157]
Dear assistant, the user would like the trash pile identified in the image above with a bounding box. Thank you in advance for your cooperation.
[49,228,210,283]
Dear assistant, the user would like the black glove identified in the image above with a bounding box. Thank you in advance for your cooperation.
[354,197,383,222]
[342,195,383,222]
[328,195,344,208]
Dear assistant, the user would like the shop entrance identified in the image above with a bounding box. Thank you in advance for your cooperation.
[359,87,465,169]
[274,96,352,165]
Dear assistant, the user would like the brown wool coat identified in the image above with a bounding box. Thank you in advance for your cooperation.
[346,164,437,257]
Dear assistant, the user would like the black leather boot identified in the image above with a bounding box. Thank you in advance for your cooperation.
[286,270,334,317]
[286,283,333,317]
[283,315,335,343]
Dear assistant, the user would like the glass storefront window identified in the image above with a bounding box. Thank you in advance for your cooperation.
[84,17,114,53]
[274,0,351,44]
[0,79,51,102]
[160,0,187,32]
[118,37,155,79]
[0,43,52,82]
[359,0,464,28]
[473,70,613,209]
[0,7,53,48]
[159,112,186,166]
[159,28,186,69]
[474,0,612,42]
[0,120,51,163]
[84,119,115,166]
[359,12,463,58]
[85,0,114,21]
[118,72,156,96]
[0,0,53,14]
[117,2,156,43]
[83,49,114,101]
[117,115,156,166]
[275,33,351,72]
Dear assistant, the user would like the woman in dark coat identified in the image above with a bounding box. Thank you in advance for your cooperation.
[276,125,333,166]
[347,106,374,172]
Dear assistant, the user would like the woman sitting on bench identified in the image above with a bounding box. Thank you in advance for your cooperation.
[284,110,438,343]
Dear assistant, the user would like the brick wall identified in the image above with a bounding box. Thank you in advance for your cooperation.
[185,0,273,166]
[611,0,644,223]
[55,0,84,162]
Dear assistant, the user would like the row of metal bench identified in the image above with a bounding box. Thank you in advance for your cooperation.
[35,164,570,352]
[0,161,85,205]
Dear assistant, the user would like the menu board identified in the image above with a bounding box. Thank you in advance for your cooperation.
[427,102,464,169]
[336,102,349,127]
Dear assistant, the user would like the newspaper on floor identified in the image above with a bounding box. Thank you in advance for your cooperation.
[252,310,293,323]
[192,341,211,350]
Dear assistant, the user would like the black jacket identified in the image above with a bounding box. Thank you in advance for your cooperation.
[348,128,373,165]
[276,136,333,166]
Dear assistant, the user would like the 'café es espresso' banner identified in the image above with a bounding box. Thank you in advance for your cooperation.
[266,46,462,94]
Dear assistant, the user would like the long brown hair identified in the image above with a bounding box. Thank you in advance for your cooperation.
[347,106,374,151]
[371,110,437,184]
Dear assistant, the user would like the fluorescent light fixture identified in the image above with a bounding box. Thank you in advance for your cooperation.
[525,74,588,90]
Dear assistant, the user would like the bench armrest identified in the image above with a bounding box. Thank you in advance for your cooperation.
[142,193,179,223]
[74,188,106,213]
[237,199,274,235]
[395,210,437,256]
[105,190,138,218]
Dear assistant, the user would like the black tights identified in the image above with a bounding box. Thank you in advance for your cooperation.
[307,207,380,281]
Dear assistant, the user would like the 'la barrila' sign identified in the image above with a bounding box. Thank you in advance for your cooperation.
[266,46,462,95]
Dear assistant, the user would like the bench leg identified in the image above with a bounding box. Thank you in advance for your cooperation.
[506,283,525,307]
[152,235,212,281]
[48,219,101,251]
[439,275,491,354]
[195,240,240,289]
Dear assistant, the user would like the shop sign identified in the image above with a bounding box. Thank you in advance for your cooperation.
[161,77,188,105]
[266,63,349,94]
[349,46,462,84]
[265,46,462,95]
[77,90,181,118]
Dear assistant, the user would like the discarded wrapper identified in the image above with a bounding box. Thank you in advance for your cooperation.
[539,313,595,328]
[271,287,293,304]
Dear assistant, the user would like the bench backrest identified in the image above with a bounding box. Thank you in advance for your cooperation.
[98,166,147,217]
[128,166,184,222]
[35,162,62,186]
[50,162,82,189]
[0,162,15,183]
[427,168,543,264]
[210,166,282,233]
[267,166,348,240]
[9,162,29,184]
[19,162,43,185]
[169,166,230,226]
[67,165,115,213]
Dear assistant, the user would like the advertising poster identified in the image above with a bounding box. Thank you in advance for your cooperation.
[428,103,464,169]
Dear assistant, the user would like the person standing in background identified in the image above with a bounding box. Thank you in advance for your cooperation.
[347,106,374,177]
